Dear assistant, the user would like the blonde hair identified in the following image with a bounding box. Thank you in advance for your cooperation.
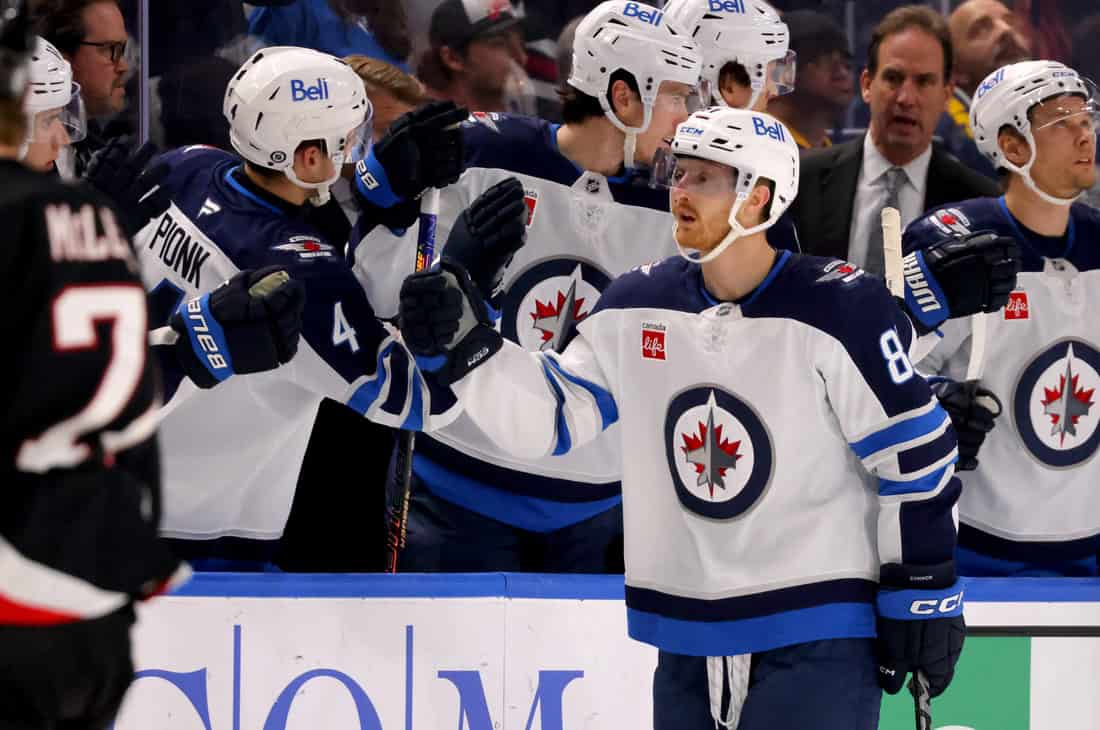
[344,55,427,107]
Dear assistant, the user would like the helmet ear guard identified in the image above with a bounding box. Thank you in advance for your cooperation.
[970,60,1098,206]
[224,46,373,203]
[660,106,799,263]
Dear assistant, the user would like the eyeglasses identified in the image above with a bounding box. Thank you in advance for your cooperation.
[79,39,127,63]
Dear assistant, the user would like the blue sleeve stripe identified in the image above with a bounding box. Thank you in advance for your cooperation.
[400,365,424,432]
[541,355,619,430]
[850,403,948,460]
[879,463,952,497]
[897,426,957,475]
[541,361,572,456]
[346,342,393,415]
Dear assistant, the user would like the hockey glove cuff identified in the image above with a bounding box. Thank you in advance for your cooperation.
[441,177,528,300]
[170,267,306,389]
[876,561,966,698]
[929,378,1002,471]
[399,261,502,386]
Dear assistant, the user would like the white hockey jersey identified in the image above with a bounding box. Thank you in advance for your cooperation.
[453,252,961,656]
[351,113,683,531]
[907,198,1100,567]
[133,146,456,544]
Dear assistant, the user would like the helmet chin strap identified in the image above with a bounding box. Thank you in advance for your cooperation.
[602,101,653,171]
[283,165,339,206]
[674,195,773,265]
[1006,133,1080,207]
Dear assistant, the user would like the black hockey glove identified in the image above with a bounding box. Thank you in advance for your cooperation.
[353,100,467,224]
[170,267,306,389]
[399,261,502,386]
[929,378,1002,472]
[83,137,171,237]
[441,177,528,301]
[876,561,966,699]
[902,231,1021,335]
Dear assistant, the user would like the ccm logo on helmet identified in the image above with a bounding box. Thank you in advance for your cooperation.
[909,592,963,616]
[752,116,786,142]
[976,68,1005,99]
[290,78,330,102]
[623,2,662,25]
[708,0,746,12]
[681,126,705,136]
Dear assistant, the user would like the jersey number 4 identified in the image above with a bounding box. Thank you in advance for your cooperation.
[17,285,154,473]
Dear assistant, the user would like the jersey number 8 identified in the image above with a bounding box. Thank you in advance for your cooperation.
[879,329,914,385]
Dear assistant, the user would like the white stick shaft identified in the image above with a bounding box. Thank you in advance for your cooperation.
[966,312,989,381]
[881,206,904,297]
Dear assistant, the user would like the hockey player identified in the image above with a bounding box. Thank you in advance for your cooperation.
[20,36,84,175]
[352,0,704,573]
[663,0,796,112]
[96,46,482,568]
[0,2,183,724]
[398,107,967,729]
[904,60,1100,577]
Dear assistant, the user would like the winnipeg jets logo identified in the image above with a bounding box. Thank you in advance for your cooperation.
[1014,339,1100,468]
[531,265,590,352]
[816,259,863,284]
[664,386,773,519]
[681,392,743,497]
[501,258,612,352]
[1040,345,1096,446]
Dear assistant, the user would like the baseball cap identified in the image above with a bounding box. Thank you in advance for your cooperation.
[429,0,524,49]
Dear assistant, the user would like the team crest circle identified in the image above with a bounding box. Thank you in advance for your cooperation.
[664,386,774,519]
[500,258,612,352]
[1014,339,1100,468]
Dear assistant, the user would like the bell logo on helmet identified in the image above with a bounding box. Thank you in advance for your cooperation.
[752,116,786,142]
[708,0,745,12]
[623,2,662,26]
[290,77,330,102]
[976,68,1005,100]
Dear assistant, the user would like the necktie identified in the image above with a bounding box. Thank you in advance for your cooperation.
[863,167,906,277]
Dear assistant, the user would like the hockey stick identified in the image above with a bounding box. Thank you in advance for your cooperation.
[385,187,440,573]
[909,671,933,730]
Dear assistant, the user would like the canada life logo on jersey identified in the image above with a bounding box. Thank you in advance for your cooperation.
[664,386,774,519]
[524,188,539,226]
[500,258,612,353]
[1014,339,1100,468]
[1005,291,1029,320]
[642,322,666,360]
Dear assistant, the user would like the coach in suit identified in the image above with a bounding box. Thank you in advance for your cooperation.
[787,5,999,274]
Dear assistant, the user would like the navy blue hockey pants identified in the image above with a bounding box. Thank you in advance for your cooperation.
[654,638,881,730]
[391,470,624,572]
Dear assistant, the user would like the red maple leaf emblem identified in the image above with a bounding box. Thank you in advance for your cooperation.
[1042,373,1095,444]
[837,263,855,275]
[531,292,588,343]
[940,213,958,225]
[302,240,321,252]
[681,422,742,496]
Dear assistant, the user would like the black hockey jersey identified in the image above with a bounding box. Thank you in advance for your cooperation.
[0,159,181,625]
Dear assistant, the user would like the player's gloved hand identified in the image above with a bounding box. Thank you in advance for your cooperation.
[901,231,1021,335]
[82,137,171,237]
[353,100,467,226]
[876,561,966,699]
[929,378,1002,471]
[441,177,528,300]
[170,266,306,389]
[399,261,502,385]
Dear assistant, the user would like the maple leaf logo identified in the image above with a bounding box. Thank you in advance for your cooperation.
[1041,367,1096,446]
[681,418,742,498]
[530,271,590,352]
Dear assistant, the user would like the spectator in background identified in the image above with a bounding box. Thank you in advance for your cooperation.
[249,0,412,71]
[786,5,998,273]
[31,0,129,174]
[1072,13,1100,208]
[768,10,853,150]
[157,56,236,151]
[938,0,1032,178]
[417,0,527,113]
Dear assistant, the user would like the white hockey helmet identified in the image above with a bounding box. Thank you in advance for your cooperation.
[663,0,794,110]
[971,60,1099,206]
[224,46,373,202]
[568,1,702,168]
[654,106,798,263]
[23,36,85,143]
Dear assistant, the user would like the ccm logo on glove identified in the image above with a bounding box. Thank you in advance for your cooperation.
[909,591,964,616]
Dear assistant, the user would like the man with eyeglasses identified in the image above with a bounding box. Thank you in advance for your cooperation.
[31,0,130,174]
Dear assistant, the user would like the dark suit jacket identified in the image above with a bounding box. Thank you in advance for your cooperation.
[785,138,1001,260]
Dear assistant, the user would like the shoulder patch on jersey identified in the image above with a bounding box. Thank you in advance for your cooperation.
[631,259,665,276]
[272,236,335,259]
[465,111,502,133]
[931,208,972,237]
[814,259,864,285]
